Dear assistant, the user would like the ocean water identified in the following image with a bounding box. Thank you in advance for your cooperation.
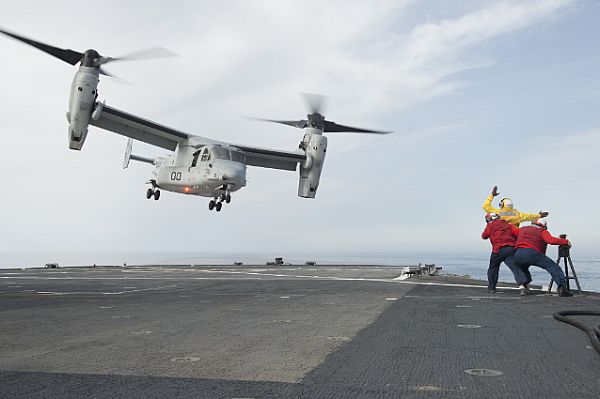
[1,251,598,293]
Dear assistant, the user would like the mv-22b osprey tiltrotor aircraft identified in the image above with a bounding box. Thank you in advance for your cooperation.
[1,28,389,212]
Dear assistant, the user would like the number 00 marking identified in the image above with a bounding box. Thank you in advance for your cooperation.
[170,172,182,181]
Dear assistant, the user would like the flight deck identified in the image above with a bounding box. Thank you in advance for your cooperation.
[1,265,599,398]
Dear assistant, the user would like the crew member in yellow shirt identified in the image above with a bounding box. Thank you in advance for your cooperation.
[483,186,548,227]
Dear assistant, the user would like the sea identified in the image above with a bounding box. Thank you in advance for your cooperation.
[1,251,599,293]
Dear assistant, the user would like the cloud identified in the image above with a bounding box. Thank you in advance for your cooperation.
[321,0,574,115]
[160,0,575,156]
[506,128,600,183]
[401,0,571,66]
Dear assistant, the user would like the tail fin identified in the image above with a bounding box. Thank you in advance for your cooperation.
[123,138,155,169]
[123,138,133,169]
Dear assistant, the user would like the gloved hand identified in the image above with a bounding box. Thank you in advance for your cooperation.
[539,211,549,218]
[567,240,572,249]
[491,186,499,197]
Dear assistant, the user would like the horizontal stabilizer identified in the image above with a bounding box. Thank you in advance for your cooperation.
[130,154,155,165]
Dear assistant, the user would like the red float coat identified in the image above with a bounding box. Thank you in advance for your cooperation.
[481,219,520,253]
[515,225,569,254]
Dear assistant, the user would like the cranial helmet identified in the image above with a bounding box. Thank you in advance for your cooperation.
[499,198,513,209]
[485,213,500,223]
[531,219,547,229]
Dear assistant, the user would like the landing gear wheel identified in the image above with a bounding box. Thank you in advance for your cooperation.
[225,194,231,204]
[209,200,215,210]
[216,202,222,212]
[146,188,153,199]
[220,193,227,202]
[153,190,161,201]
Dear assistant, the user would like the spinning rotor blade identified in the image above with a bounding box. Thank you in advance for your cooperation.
[252,93,390,134]
[100,47,177,65]
[323,121,390,134]
[99,67,115,77]
[251,117,389,134]
[98,68,129,84]
[249,118,308,129]
[0,27,176,76]
[0,27,83,65]
[302,93,327,114]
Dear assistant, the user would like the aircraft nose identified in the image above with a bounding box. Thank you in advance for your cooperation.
[221,163,246,184]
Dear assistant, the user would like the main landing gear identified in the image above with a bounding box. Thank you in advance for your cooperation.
[145,180,160,201]
[208,192,231,212]
[146,187,160,200]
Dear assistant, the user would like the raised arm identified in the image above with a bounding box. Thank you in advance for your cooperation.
[483,194,500,213]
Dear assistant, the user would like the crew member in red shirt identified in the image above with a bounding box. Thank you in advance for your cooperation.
[481,213,528,293]
[514,219,573,297]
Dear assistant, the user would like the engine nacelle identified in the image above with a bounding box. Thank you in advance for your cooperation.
[67,67,99,150]
[298,133,327,198]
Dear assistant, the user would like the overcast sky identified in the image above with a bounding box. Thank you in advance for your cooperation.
[1,0,599,261]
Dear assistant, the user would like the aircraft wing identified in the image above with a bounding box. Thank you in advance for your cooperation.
[90,103,217,151]
[235,145,305,171]
[90,103,304,170]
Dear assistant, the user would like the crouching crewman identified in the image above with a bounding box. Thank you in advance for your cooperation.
[514,219,573,297]
[481,213,528,293]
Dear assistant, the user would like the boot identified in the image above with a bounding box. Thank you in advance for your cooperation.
[558,285,573,297]
[520,287,534,296]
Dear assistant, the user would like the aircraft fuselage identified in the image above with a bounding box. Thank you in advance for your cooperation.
[153,143,247,198]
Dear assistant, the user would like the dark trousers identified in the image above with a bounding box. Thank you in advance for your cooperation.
[514,247,566,287]
[488,246,527,289]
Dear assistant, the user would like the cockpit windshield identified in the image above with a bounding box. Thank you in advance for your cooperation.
[206,146,246,163]
[212,146,229,160]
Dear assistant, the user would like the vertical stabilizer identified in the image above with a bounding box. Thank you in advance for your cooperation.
[123,138,133,169]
